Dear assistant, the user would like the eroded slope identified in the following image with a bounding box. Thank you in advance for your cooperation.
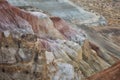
[0,1,120,80]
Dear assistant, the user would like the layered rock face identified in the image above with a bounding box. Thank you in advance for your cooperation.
[87,61,120,80]
[7,0,107,26]
[70,0,120,51]
[0,1,120,80]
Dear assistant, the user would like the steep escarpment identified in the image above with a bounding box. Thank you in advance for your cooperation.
[0,1,120,80]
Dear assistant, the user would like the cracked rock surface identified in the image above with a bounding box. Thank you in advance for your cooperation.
[0,0,120,80]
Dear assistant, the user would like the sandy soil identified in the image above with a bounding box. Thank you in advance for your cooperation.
[70,0,120,27]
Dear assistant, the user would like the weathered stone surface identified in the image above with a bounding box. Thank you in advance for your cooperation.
[7,0,107,26]
[87,61,120,80]
[0,1,85,80]
[0,1,120,80]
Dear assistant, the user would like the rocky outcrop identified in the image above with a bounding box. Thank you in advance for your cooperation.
[0,1,84,80]
[93,27,120,46]
[7,0,107,26]
[87,61,120,80]
[0,1,120,80]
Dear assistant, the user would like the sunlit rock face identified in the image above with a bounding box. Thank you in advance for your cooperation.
[0,1,120,80]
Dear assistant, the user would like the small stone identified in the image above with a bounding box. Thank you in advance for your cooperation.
[3,31,10,37]
[18,49,26,59]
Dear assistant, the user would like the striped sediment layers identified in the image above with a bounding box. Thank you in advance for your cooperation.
[0,1,119,80]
